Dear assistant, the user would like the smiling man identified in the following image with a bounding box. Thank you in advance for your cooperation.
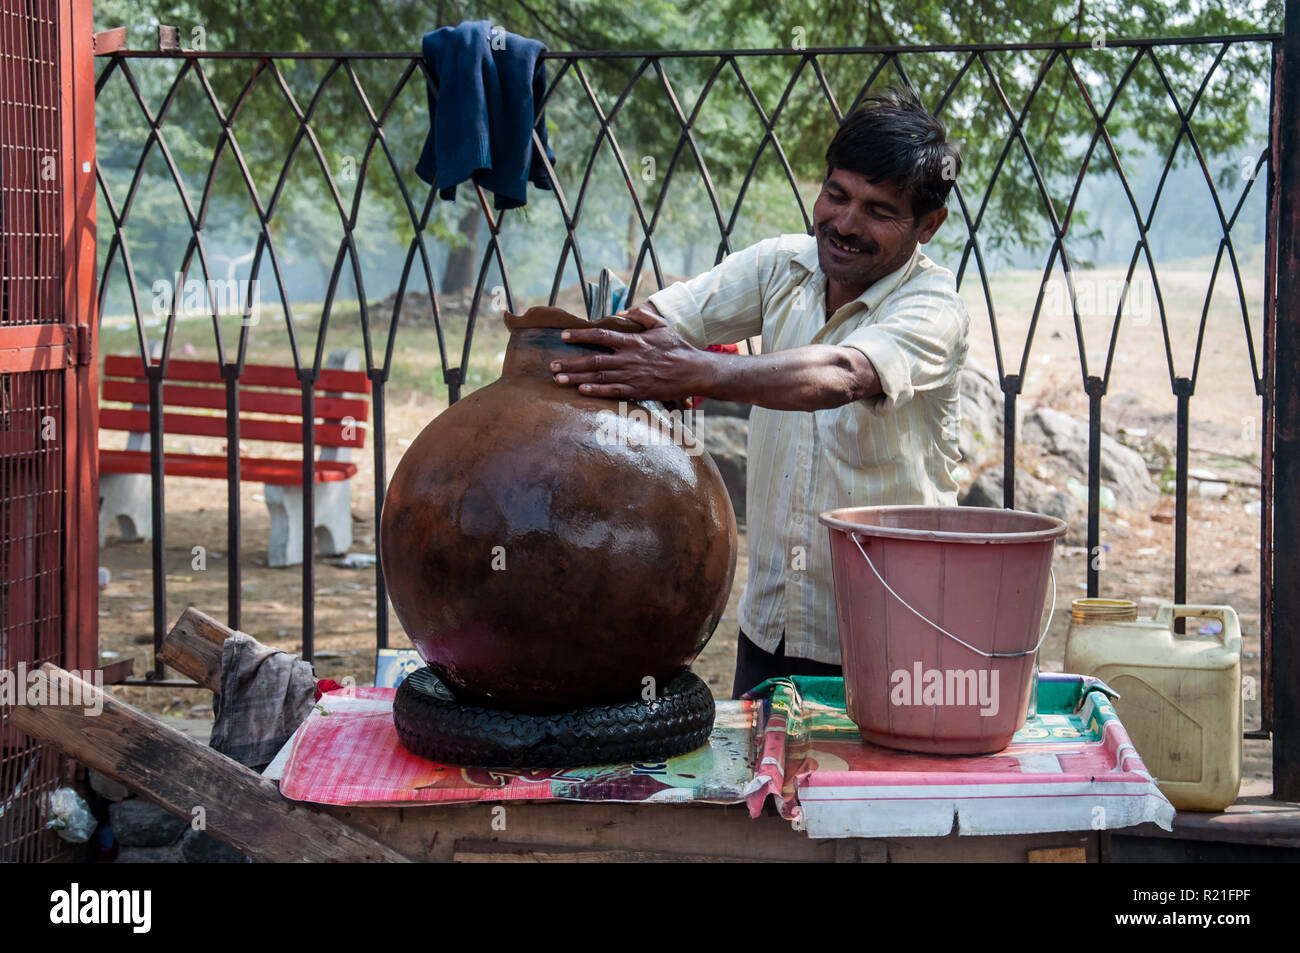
[551,86,970,696]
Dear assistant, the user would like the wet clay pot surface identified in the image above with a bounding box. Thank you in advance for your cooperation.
[381,306,737,713]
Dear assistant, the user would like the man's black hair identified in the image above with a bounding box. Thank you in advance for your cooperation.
[824,86,961,220]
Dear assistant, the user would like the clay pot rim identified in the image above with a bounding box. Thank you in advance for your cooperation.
[505,305,642,335]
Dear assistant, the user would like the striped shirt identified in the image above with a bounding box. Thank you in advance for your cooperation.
[648,233,970,663]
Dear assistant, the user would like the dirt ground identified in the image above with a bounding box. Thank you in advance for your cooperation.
[96,259,1272,781]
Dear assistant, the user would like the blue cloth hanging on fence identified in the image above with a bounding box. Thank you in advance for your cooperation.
[416,20,556,210]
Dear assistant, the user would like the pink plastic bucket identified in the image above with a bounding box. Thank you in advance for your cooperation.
[819,506,1067,755]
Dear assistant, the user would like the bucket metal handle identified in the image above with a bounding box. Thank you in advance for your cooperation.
[849,532,1056,660]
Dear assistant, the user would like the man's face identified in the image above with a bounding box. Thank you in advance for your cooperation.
[813,168,948,293]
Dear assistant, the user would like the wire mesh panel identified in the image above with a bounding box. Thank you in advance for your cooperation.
[0,0,83,863]
[0,370,66,862]
[0,0,63,326]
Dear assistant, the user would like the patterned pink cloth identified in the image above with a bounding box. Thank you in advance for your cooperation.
[279,687,758,806]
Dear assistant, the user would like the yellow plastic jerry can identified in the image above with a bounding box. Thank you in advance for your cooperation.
[1064,599,1242,812]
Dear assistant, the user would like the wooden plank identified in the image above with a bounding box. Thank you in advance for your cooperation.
[0,324,69,349]
[1117,779,1300,849]
[1133,811,1300,850]
[99,449,357,484]
[1027,846,1087,863]
[329,802,840,863]
[452,840,784,863]
[98,658,135,684]
[156,24,181,52]
[99,408,366,448]
[103,355,371,393]
[0,344,67,373]
[1106,834,1294,862]
[8,664,411,862]
[102,379,369,422]
[834,839,888,862]
[329,801,1106,863]
[158,607,229,691]
[92,26,125,54]
[885,830,1097,863]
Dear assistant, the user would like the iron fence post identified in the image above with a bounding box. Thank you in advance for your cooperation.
[1173,377,1192,633]
[1271,0,1300,799]
[1001,374,1020,509]
[222,362,241,632]
[1085,376,1105,598]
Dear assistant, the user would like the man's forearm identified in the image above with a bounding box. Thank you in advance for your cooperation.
[549,304,881,411]
[700,345,881,411]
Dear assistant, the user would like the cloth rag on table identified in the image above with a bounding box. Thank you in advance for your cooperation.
[209,633,317,772]
[416,19,555,209]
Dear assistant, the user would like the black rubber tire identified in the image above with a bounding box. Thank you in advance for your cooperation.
[393,667,715,768]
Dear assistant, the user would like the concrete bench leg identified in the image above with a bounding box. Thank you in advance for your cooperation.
[263,482,353,568]
[99,472,153,546]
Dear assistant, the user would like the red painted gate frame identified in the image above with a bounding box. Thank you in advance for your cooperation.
[58,0,99,685]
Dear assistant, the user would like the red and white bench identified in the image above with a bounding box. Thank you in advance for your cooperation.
[98,349,371,567]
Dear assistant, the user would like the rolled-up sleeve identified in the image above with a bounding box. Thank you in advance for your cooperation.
[647,238,777,347]
[840,289,969,415]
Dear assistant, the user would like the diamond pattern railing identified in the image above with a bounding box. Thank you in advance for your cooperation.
[91,35,1283,740]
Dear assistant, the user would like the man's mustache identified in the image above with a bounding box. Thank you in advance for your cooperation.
[820,225,878,255]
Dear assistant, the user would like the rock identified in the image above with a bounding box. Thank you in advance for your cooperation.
[1104,390,1176,443]
[1062,521,1088,548]
[1039,491,1079,522]
[960,469,1004,508]
[957,361,1005,468]
[694,414,747,527]
[1105,517,1132,540]
[1197,480,1229,499]
[960,468,1081,525]
[1234,563,1252,575]
[109,798,187,848]
[89,770,129,803]
[180,830,252,864]
[1021,406,1158,510]
[1151,506,1175,524]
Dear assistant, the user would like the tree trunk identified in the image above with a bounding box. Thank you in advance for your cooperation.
[627,208,638,271]
[441,206,481,295]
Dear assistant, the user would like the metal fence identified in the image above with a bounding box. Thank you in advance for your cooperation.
[90,33,1287,765]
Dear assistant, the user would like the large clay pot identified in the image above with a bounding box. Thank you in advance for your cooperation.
[381,306,737,713]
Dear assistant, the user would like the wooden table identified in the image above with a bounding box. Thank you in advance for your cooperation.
[321,799,1101,862]
[319,778,1300,862]
[14,613,1294,864]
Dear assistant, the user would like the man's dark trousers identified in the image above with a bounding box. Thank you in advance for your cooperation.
[731,628,843,699]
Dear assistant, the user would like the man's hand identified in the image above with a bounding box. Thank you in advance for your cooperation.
[550,303,708,401]
[551,300,883,411]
